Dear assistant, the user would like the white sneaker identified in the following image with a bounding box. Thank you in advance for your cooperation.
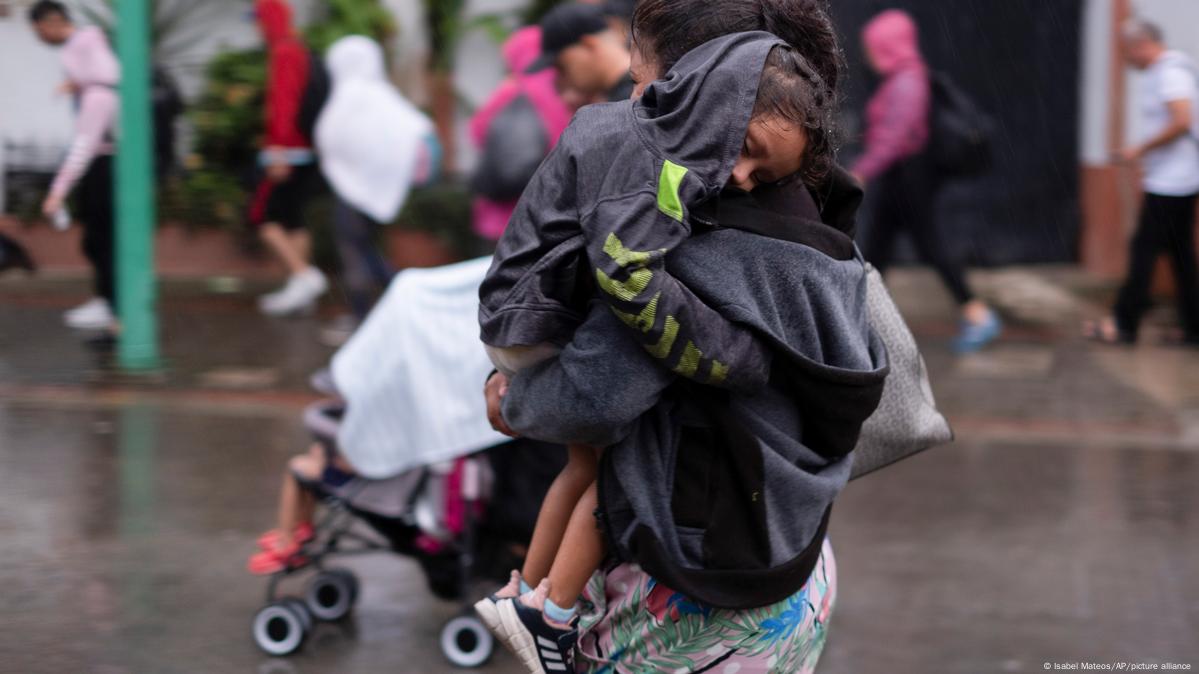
[63,297,115,330]
[258,275,302,313]
[259,267,327,316]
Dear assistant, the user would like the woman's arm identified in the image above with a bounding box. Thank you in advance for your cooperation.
[46,87,117,207]
[499,300,676,447]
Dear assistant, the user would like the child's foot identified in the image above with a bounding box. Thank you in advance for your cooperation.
[474,570,525,648]
[247,539,308,575]
[256,522,315,551]
[494,580,578,674]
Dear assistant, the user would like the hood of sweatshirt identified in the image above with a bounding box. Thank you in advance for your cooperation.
[501,24,542,75]
[632,31,786,199]
[862,9,924,76]
[325,34,386,85]
[255,0,294,47]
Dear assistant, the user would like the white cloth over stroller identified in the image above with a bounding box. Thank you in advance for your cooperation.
[331,256,506,480]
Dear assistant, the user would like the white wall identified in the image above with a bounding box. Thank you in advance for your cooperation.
[0,14,76,165]
[1079,0,1114,165]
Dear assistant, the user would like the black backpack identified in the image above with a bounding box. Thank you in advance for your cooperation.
[296,48,331,145]
[928,72,995,177]
[469,94,550,201]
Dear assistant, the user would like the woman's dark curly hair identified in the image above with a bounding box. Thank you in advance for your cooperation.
[631,0,843,185]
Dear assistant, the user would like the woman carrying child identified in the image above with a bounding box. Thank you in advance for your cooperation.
[477,1,888,672]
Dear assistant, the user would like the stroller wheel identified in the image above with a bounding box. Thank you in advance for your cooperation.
[328,568,360,602]
[304,570,356,622]
[440,614,494,668]
[281,597,313,633]
[252,602,308,656]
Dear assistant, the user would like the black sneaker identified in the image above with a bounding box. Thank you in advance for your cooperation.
[494,596,577,673]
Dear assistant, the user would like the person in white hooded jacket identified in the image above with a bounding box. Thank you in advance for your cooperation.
[315,35,440,330]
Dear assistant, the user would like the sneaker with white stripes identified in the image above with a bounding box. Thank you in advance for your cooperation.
[493,595,577,673]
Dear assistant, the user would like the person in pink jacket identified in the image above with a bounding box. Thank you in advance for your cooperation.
[30,1,121,332]
[853,10,1000,353]
[469,26,572,244]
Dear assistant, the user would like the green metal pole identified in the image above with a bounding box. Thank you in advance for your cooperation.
[115,0,160,370]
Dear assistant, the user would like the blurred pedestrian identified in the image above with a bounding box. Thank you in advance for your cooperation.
[853,9,1001,353]
[314,35,439,339]
[468,26,572,244]
[527,3,634,103]
[1084,20,1199,347]
[28,0,120,332]
[251,0,328,317]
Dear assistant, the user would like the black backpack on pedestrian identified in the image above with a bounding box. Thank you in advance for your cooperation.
[469,94,550,201]
[296,48,332,145]
[928,72,995,177]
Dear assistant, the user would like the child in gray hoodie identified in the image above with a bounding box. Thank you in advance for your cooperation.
[476,31,836,669]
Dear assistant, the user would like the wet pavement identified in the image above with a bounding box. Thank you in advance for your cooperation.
[1,268,1197,673]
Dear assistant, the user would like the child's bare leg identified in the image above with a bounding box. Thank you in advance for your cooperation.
[276,444,323,548]
[545,480,603,610]
[521,444,598,586]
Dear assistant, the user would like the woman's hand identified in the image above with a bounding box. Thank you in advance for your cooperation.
[485,371,519,438]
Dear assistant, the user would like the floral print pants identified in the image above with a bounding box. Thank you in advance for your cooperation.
[575,538,837,673]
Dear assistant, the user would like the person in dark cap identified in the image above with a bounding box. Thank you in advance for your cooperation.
[528,2,633,102]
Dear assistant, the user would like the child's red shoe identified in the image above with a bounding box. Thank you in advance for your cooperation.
[255,522,314,551]
[247,541,308,575]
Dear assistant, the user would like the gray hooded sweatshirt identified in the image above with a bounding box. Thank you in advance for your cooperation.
[479,32,791,391]
[501,166,890,609]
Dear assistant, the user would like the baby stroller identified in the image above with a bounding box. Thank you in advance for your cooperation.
[251,400,564,666]
[250,257,565,666]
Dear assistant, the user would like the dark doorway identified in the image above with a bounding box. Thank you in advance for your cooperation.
[832,0,1084,265]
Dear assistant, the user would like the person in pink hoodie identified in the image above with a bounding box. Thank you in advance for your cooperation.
[469,26,572,244]
[30,1,121,332]
[853,9,1000,353]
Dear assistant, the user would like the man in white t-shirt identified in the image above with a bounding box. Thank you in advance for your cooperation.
[1088,19,1199,346]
